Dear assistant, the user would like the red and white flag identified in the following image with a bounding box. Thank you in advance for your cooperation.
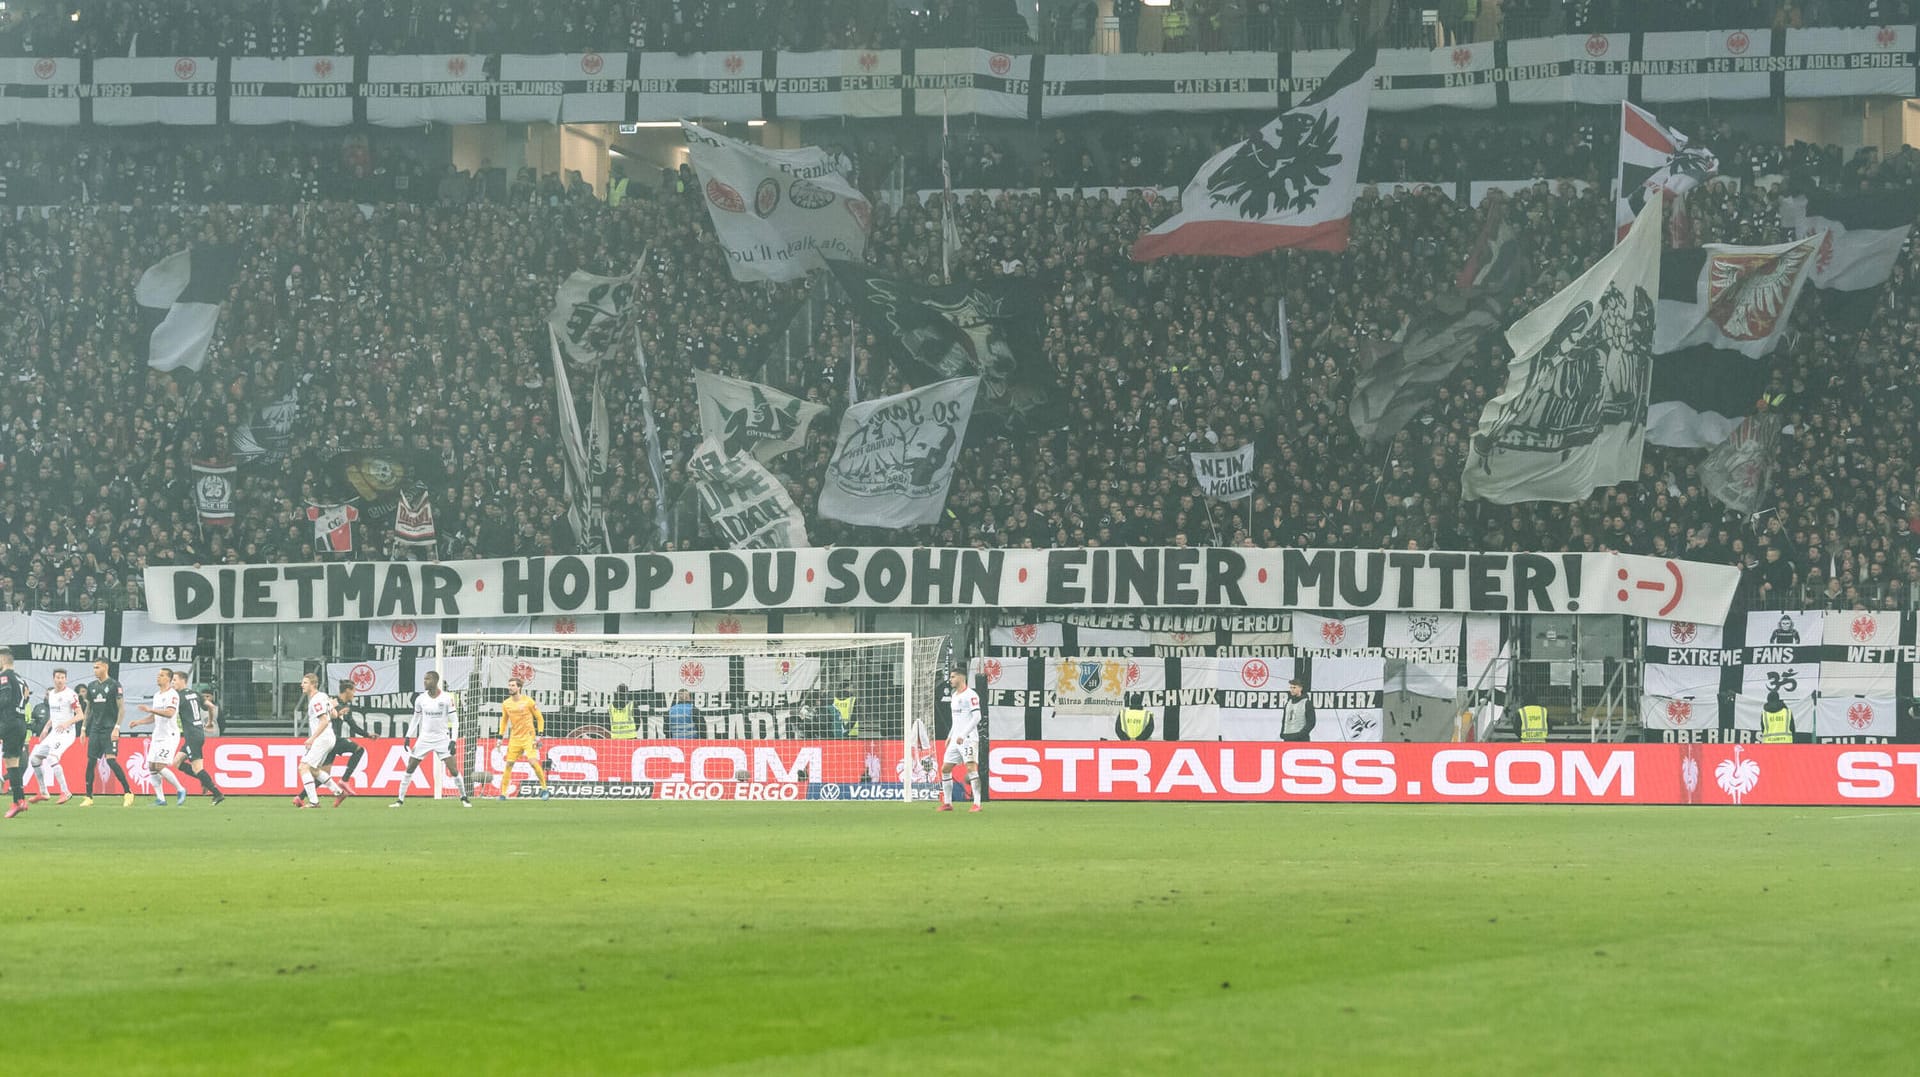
[1615,101,1716,243]
[1132,49,1375,261]
[393,488,437,549]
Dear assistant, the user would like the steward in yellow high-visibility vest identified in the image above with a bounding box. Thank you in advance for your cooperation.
[608,686,637,740]
[833,692,858,737]
[1760,690,1793,744]
[1517,702,1549,743]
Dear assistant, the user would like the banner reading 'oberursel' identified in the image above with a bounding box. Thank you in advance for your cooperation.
[142,547,1737,625]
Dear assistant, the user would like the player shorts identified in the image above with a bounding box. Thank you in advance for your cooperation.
[30,728,76,766]
[180,723,207,761]
[148,733,181,768]
[0,717,27,759]
[301,731,338,769]
[86,722,116,757]
[408,732,454,762]
[333,737,363,759]
[503,738,538,764]
[942,736,976,767]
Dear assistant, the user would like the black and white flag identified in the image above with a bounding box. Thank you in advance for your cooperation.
[1132,48,1375,259]
[693,369,827,463]
[1350,200,1524,446]
[829,261,1051,424]
[1463,193,1662,504]
[686,439,810,548]
[549,327,609,551]
[136,246,240,373]
[819,377,980,528]
[192,460,235,526]
[684,122,871,282]
[1647,236,1818,448]
[1779,191,1913,292]
[231,389,299,465]
[548,266,637,369]
[1191,444,1254,502]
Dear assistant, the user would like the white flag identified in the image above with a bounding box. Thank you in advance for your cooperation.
[693,369,828,464]
[1462,193,1662,504]
[683,122,872,282]
[819,377,980,528]
[1191,444,1254,502]
[548,267,636,369]
[685,439,810,549]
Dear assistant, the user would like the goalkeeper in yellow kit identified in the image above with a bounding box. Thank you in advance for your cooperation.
[495,678,551,800]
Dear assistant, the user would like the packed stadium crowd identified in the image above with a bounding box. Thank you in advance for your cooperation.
[2,115,1919,615]
[0,0,1897,58]
[0,113,1892,210]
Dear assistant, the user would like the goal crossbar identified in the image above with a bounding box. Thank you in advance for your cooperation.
[432,631,940,802]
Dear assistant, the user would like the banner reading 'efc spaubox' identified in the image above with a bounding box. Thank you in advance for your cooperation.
[985,741,1920,806]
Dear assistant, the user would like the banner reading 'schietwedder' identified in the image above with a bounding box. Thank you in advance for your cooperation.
[142,547,1738,625]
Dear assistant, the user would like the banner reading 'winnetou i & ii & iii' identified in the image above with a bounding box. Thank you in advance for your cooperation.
[143,547,1738,624]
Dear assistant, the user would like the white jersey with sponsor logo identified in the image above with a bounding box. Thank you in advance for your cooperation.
[411,690,457,743]
[149,688,181,741]
[947,687,981,746]
[306,691,336,738]
[45,687,80,734]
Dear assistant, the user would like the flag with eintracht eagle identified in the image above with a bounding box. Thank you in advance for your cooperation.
[683,122,871,282]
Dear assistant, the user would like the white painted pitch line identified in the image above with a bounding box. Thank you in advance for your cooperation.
[1828,812,1908,820]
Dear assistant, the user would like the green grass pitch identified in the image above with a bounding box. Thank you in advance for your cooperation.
[10,798,1920,1075]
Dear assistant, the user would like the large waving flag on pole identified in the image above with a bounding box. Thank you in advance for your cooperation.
[1132,48,1375,261]
[1462,193,1663,504]
[1615,101,1716,243]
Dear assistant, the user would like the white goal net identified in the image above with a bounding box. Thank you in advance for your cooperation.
[435,633,949,801]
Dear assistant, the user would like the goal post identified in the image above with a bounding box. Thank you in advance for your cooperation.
[432,633,949,801]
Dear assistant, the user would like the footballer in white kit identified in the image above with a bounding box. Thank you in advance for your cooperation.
[27,669,81,802]
[938,668,983,812]
[295,672,349,808]
[391,670,471,806]
[131,668,189,805]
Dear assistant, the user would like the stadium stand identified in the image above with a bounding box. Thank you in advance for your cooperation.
[2,114,1918,616]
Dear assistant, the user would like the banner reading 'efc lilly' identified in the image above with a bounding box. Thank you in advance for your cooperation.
[142,547,1738,625]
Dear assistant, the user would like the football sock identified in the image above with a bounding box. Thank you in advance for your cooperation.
[7,764,23,803]
[105,758,130,792]
[302,774,318,803]
[162,768,186,794]
[529,759,548,787]
[344,746,367,780]
[191,767,221,795]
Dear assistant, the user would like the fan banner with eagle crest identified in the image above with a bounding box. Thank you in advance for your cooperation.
[1463,193,1662,504]
[1654,237,1820,358]
[1130,48,1375,261]
[818,377,980,528]
[1614,102,1717,244]
[693,369,828,464]
[1699,412,1782,514]
[683,121,871,283]
[1645,235,1819,449]
[827,261,1051,427]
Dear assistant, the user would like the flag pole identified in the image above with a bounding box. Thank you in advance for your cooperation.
[940,90,954,284]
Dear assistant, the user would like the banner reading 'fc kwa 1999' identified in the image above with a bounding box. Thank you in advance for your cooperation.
[141,547,1738,625]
